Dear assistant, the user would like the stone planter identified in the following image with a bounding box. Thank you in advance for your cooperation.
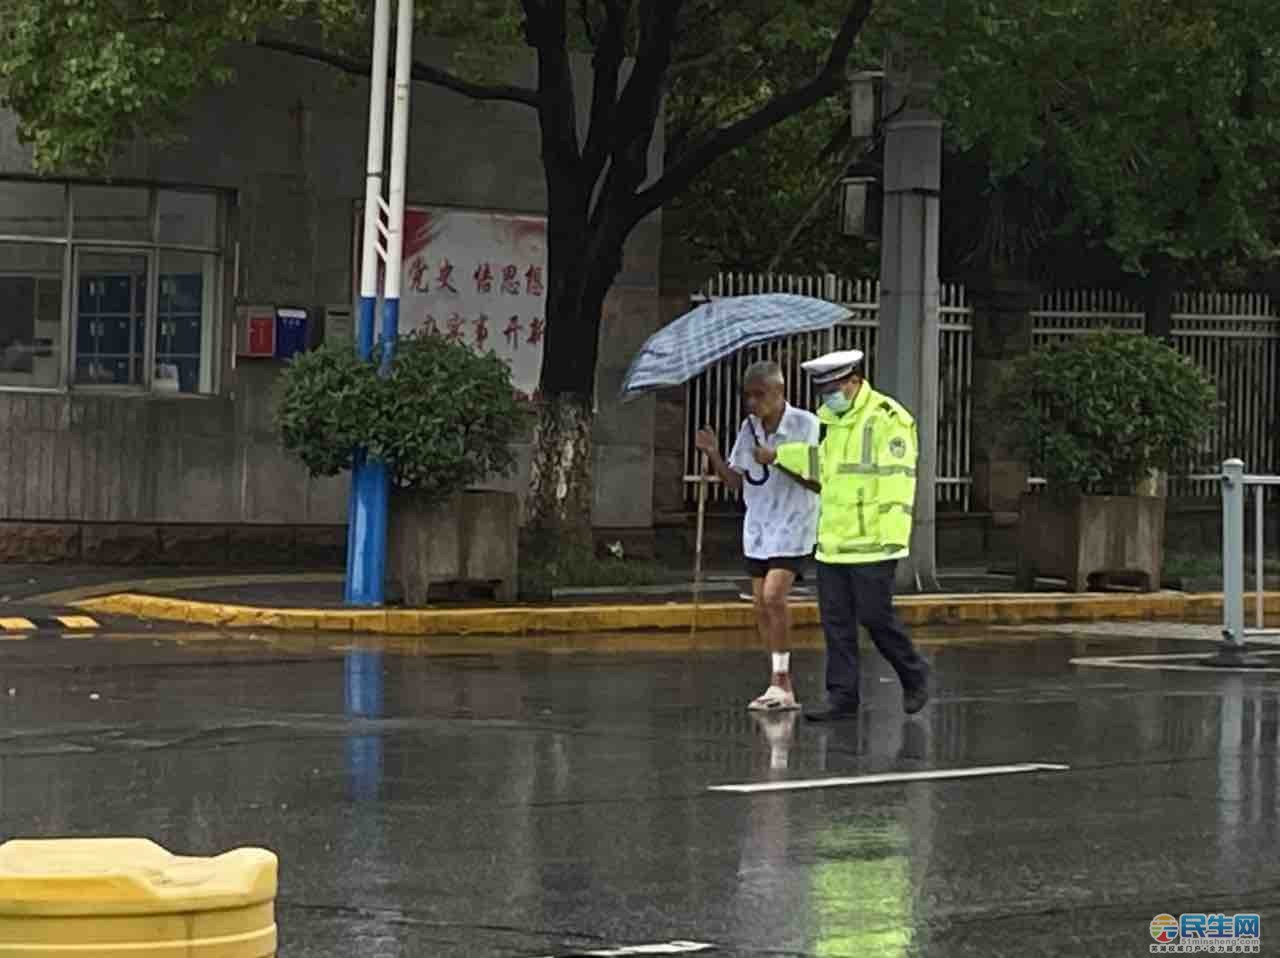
[1016,492,1166,592]
[388,489,519,605]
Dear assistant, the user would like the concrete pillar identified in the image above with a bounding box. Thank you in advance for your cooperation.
[877,53,942,592]
[967,275,1037,516]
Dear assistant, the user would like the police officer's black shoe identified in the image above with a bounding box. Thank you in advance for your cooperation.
[804,705,858,723]
[903,685,929,715]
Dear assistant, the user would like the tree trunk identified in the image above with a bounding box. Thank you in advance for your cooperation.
[513,0,875,577]
[525,393,596,558]
[522,219,624,566]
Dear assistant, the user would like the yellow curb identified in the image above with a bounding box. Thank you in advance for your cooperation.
[54,615,101,630]
[27,573,345,608]
[70,590,1280,638]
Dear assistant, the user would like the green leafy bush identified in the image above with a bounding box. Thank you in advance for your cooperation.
[990,331,1218,495]
[275,340,373,479]
[277,332,529,499]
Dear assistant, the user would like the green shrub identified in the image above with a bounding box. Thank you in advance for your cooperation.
[277,332,529,499]
[989,331,1218,495]
[275,340,373,479]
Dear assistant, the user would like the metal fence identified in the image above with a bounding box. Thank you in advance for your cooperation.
[684,274,1280,509]
[1030,289,1280,499]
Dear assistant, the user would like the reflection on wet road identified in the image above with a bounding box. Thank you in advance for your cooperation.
[0,629,1276,956]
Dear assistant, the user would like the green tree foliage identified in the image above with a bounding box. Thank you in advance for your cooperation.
[990,331,1219,496]
[885,0,1280,276]
[674,0,1280,281]
[664,4,882,274]
[0,1,526,171]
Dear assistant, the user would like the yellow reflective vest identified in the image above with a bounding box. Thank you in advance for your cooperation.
[776,381,917,565]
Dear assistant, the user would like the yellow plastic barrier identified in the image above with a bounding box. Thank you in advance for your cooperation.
[0,839,277,957]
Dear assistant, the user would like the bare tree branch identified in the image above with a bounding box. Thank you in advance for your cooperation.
[588,0,690,227]
[767,137,866,273]
[669,5,788,78]
[526,0,588,213]
[665,56,771,157]
[254,38,539,107]
[578,0,598,44]
[630,0,874,224]
[765,104,906,272]
[581,0,630,186]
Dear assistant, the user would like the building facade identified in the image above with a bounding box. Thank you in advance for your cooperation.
[0,42,663,564]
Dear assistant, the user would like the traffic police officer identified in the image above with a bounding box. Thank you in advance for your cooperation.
[755,349,930,721]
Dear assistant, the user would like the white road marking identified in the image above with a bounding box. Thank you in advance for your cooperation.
[535,943,716,957]
[1071,651,1280,673]
[709,762,1070,794]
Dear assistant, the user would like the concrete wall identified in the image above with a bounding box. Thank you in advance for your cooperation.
[0,40,663,557]
[0,366,347,563]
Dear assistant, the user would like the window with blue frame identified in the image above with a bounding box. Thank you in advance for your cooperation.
[75,254,147,387]
[159,249,218,394]
[157,272,204,393]
[0,180,225,394]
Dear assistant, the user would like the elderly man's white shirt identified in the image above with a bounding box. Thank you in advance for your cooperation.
[728,404,820,559]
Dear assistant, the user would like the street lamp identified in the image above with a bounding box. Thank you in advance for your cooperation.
[841,71,885,239]
[850,70,884,140]
[838,176,881,238]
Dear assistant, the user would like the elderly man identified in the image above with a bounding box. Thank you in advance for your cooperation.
[696,360,820,711]
[757,349,930,721]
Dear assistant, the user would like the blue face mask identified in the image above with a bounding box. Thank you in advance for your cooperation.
[823,390,852,415]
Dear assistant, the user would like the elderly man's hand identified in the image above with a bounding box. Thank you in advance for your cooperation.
[753,446,777,466]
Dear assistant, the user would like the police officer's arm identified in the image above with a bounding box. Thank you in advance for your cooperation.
[773,417,822,492]
[775,464,821,494]
[775,437,822,489]
[876,412,918,548]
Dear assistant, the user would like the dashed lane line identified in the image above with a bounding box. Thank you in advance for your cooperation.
[709,762,1071,794]
[1071,650,1280,673]
[533,944,716,957]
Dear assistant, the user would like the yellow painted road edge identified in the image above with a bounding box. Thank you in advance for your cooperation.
[71,591,1280,638]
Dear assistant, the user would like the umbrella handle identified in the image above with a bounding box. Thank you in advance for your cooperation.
[744,417,770,486]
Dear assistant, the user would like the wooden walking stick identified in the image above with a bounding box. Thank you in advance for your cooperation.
[690,454,709,636]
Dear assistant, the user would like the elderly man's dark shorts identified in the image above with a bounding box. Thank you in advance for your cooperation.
[744,556,808,580]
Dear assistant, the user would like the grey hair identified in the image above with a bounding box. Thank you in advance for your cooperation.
[743,360,784,388]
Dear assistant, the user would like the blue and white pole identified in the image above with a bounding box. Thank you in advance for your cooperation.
[382,0,414,373]
[345,0,413,606]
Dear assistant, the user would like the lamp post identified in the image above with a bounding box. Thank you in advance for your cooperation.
[873,52,943,593]
[346,0,415,606]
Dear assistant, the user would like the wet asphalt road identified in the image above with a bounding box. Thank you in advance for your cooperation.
[0,628,1277,957]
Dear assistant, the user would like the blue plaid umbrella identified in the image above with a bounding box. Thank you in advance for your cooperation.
[620,293,853,400]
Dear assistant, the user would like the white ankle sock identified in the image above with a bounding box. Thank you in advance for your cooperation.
[771,652,790,674]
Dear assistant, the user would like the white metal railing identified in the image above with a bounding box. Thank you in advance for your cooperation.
[685,275,1280,511]
[1216,459,1280,651]
[686,273,973,510]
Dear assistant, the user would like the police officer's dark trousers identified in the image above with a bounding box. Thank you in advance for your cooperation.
[816,559,929,709]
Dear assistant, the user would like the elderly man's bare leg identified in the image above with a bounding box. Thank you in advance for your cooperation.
[748,568,799,711]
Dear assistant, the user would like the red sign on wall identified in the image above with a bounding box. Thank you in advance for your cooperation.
[351,206,547,399]
[237,305,277,358]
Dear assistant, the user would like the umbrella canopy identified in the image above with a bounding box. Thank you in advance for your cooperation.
[619,293,852,401]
